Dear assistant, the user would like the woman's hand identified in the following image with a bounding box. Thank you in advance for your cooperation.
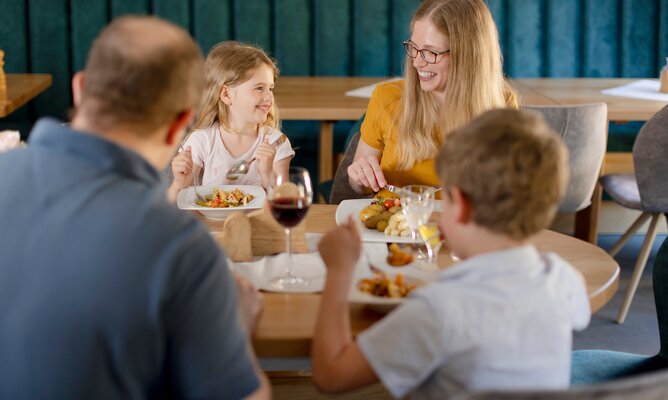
[347,155,386,193]
[255,138,276,188]
[171,146,194,190]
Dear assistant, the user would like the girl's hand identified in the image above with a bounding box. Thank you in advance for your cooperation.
[171,146,194,189]
[347,156,386,193]
[255,138,277,187]
[318,215,362,275]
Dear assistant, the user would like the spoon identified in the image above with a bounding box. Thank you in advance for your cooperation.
[225,134,288,181]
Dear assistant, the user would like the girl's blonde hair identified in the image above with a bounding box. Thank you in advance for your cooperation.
[396,0,519,169]
[193,41,279,131]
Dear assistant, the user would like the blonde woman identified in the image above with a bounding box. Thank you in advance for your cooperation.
[167,41,294,201]
[348,0,518,195]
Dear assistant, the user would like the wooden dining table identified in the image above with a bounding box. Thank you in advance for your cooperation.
[203,204,620,358]
[0,74,52,117]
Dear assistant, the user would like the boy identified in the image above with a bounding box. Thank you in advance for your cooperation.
[313,109,591,398]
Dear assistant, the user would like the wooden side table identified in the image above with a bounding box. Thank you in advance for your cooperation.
[0,74,52,118]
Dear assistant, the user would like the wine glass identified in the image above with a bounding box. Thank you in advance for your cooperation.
[267,166,313,290]
[401,185,436,261]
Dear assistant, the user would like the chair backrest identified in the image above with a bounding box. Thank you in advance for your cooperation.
[455,368,668,400]
[524,103,608,213]
[329,131,370,204]
[633,105,668,213]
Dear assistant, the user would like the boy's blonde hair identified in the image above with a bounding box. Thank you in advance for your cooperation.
[397,0,519,170]
[436,109,568,240]
[193,41,279,131]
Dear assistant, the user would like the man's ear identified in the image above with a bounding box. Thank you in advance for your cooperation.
[450,186,473,224]
[71,72,84,106]
[165,110,194,146]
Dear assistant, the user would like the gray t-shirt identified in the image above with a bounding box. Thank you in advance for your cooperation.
[0,118,259,399]
[358,244,590,399]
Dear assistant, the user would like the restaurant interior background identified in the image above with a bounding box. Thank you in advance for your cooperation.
[1,0,667,211]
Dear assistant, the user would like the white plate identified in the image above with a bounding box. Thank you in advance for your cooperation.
[335,199,443,243]
[177,185,266,220]
[348,272,425,313]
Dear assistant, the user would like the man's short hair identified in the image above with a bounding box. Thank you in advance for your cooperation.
[78,16,205,133]
[436,109,568,240]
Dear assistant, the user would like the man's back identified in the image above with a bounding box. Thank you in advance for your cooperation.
[0,119,258,399]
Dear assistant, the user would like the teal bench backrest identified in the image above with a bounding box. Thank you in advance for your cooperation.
[1,0,667,125]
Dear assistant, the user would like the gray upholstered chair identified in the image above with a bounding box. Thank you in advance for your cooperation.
[598,105,668,323]
[454,368,668,400]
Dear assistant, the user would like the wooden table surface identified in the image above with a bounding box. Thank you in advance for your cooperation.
[0,74,52,117]
[204,204,620,358]
[273,77,664,184]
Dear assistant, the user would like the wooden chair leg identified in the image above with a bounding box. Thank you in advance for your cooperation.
[609,212,652,257]
[617,213,661,324]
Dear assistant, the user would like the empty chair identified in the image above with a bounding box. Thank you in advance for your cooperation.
[598,105,668,323]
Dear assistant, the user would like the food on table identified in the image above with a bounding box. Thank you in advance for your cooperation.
[358,197,405,235]
[384,212,410,237]
[387,243,414,266]
[357,271,417,298]
[196,187,255,208]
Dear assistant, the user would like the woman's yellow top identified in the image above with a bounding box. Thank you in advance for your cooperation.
[360,80,441,192]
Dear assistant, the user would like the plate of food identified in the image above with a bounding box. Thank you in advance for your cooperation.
[177,185,266,220]
[348,268,425,313]
[335,198,442,243]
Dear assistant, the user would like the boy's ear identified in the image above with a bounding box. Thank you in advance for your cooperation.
[165,110,194,146]
[219,85,232,105]
[451,186,473,224]
[71,72,84,106]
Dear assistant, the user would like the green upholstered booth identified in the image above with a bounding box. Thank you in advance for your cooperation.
[1,0,667,180]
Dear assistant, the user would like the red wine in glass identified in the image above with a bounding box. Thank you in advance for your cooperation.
[269,197,310,227]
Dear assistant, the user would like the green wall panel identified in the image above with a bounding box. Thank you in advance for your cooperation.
[507,0,543,77]
[234,0,272,53]
[153,0,190,29]
[275,0,311,75]
[583,0,620,77]
[391,0,420,76]
[193,0,232,54]
[486,0,508,72]
[545,0,581,77]
[353,0,390,76]
[29,0,70,119]
[621,0,658,77]
[70,0,107,72]
[111,0,150,17]
[313,0,350,75]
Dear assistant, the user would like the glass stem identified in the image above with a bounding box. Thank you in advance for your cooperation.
[285,228,294,278]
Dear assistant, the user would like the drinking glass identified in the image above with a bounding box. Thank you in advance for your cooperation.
[401,185,436,261]
[267,166,313,290]
[418,222,443,269]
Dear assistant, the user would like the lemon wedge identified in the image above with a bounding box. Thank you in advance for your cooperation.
[419,224,441,246]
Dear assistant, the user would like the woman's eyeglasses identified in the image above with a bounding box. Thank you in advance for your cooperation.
[403,40,450,64]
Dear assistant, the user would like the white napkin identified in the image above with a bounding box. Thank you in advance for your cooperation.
[0,130,21,152]
[229,233,389,293]
[601,79,668,102]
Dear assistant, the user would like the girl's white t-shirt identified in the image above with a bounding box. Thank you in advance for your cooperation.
[183,124,295,187]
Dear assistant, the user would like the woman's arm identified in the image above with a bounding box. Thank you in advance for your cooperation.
[347,141,386,194]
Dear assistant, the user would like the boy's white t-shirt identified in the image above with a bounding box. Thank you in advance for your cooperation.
[357,244,591,400]
[182,124,295,187]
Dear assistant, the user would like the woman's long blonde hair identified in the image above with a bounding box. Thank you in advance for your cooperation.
[396,0,519,170]
[193,41,280,131]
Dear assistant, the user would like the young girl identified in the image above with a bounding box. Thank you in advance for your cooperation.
[167,41,294,202]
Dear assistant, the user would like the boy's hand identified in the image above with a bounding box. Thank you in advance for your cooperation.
[171,146,194,189]
[347,156,386,193]
[255,138,276,185]
[318,215,362,274]
[234,273,264,335]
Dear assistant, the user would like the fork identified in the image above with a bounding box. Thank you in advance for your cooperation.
[178,144,207,203]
